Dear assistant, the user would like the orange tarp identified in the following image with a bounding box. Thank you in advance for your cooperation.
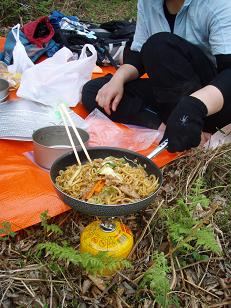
[0,37,179,233]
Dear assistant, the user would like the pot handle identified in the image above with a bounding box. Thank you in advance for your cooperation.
[147,139,168,160]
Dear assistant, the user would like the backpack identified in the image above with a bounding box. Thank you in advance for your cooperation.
[53,20,136,68]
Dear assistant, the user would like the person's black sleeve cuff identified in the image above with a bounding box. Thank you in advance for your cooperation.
[123,48,145,76]
[209,68,231,104]
[216,54,231,72]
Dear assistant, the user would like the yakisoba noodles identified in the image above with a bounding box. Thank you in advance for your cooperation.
[55,156,159,205]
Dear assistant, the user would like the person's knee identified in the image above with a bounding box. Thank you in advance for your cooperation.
[141,32,179,60]
[82,79,100,112]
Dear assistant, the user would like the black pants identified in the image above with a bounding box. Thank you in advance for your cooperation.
[82,32,230,133]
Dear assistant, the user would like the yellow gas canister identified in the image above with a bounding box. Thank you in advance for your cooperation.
[80,220,134,263]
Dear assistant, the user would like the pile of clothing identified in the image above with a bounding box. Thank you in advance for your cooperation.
[0,10,136,68]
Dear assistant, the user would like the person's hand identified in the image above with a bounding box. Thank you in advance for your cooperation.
[162,96,208,152]
[95,79,124,115]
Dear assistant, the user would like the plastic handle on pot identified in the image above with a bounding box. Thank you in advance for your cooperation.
[147,139,168,160]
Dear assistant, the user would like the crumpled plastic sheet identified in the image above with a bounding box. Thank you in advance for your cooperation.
[203,124,231,149]
[84,108,161,151]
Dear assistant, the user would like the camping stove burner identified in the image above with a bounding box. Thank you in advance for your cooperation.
[100,221,116,232]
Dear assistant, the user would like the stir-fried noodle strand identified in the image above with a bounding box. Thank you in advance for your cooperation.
[55,156,159,205]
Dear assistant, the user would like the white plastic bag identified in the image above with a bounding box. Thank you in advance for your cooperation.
[8,24,34,74]
[17,44,97,107]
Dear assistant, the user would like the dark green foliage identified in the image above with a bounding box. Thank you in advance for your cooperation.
[0,221,16,240]
[139,179,221,306]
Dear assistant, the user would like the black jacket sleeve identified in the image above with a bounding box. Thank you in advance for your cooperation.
[209,55,231,103]
[216,54,231,72]
[123,48,145,76]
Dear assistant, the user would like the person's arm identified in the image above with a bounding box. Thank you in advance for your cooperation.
[192,2,231,116]
[190,85,223,115]
[96,64,139,115]
[191,56,231,116]
[162,66,231,152]
[96,0,149,115]
[162,65,231,152]
[122,0,149,76]
[163,2,231,152]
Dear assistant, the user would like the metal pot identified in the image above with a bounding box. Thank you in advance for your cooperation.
[0,78,9,103]
[50,147,163,217]
[32,126,89,169]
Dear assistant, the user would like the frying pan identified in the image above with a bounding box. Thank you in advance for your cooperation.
[50,144,167,217]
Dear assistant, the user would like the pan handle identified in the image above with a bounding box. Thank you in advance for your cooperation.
[147,139,168,160]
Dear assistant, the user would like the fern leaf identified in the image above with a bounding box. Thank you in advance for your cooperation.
[45,224,63,235]
[139,252,179,308]
[189,178,210,208]
[195,227,221,254]
[40,211,63,235]
[37,242,131,275]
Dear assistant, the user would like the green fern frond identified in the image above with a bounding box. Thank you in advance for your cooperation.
[176,198,193,215]
[139,252,179,308]
[165,200,198,247]
[189,178,210,208]
[44,224,63,235]
[163,178,220,256]
[37,242,131,275]
[40,210,63,235]
[0,221,16,240]
[191,251,209,262]
[195,227,221,253]
[167,219,196,243]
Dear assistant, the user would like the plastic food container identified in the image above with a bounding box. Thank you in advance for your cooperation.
[32,125,89,169]
[0,78,9,103]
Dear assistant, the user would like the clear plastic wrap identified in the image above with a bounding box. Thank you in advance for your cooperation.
[85,108,161,151]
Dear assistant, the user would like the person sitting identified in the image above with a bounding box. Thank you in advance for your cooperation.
[82,0,231,152]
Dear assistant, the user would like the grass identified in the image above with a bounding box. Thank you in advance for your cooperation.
[0,0,137,33]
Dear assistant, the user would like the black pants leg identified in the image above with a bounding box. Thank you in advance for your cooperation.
[82,32,230,133]
[82,74,162,129]
[141,32,217,123]
[141,32,231,132]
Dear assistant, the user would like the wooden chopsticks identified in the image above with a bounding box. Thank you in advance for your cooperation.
[58,103,92,165]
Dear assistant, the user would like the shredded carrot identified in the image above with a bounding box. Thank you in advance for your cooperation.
[94,180,106,193]
[84,180,105,200]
